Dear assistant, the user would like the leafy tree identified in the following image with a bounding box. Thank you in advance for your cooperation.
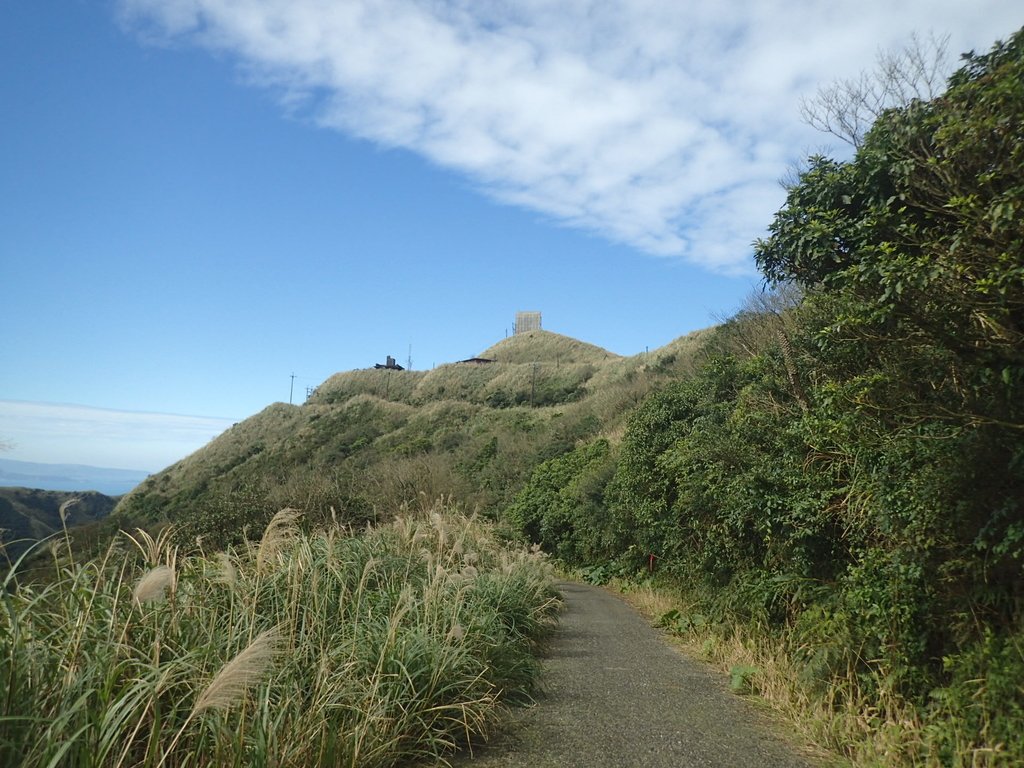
[749,28,1024,712]
[757,30,1024,431]
[507,439,616,565]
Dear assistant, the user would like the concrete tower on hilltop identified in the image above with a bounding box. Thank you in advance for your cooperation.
[514,311,541,335]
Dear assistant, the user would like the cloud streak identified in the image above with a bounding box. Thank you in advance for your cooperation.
[0,400,235,471]
[118,0,1019,273]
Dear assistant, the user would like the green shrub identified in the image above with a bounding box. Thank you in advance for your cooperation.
[507,439,617,565]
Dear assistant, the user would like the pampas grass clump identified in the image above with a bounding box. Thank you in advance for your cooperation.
[0,500,559,768]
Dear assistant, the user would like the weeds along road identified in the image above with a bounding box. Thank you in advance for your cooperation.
[454,582,818,768]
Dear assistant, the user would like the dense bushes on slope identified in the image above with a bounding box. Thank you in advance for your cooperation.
[507,439,617,565]
[510,31,1024,764]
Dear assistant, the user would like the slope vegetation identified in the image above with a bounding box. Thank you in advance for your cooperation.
[114,328,712,546]
[507,31,1024,766]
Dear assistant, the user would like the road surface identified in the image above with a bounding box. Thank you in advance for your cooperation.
[454,582,819,768]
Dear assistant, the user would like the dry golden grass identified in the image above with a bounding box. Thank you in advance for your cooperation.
[480,329,621,365]
[312,368,427,405]
[413,362,505,402]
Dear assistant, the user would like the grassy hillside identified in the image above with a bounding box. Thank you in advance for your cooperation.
[114,328,713,545]
[479,329,621,364]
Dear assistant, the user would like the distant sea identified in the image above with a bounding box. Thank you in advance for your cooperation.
[0,458,149,496]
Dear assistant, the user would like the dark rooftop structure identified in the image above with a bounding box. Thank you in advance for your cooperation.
[374,355,405,371]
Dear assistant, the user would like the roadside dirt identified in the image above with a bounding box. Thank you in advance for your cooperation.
[453,581,821,768]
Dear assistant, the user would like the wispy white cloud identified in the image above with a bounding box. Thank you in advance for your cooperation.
[118,0,1020,273]
[0,400,235,471]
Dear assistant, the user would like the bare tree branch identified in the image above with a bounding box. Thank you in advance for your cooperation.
[800,32,951,147]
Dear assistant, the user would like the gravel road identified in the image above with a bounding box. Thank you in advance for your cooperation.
[453,581,818,768]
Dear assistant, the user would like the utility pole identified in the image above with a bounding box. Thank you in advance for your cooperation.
[289,373,296,404]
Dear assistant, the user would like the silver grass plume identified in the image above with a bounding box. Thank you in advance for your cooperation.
[58,497,80,525]
[133,564,176,605]
[192,627,284,714]
[215,552,237,586]
[256,507,302,571]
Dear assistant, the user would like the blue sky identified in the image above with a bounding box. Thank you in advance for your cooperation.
[1,1,1019,472]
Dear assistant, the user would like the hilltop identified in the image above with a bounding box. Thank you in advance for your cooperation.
[310,330,622,408]
[114,327,713,543]
[479,330,621,365]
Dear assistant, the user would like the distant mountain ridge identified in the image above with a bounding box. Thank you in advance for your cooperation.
[0,458,149,496]
[0,487,118,561]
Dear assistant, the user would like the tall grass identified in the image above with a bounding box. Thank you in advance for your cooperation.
[0,502,560,767]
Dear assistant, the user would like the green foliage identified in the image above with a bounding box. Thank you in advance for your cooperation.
[755,30,1024,434]
[504,28,1024,764]
[924,627,1024,764]
[729,665,760,695]
[507,439,617,565]
[656,608,708,636]
[578,563,616,585]
[749,35,1024,712]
